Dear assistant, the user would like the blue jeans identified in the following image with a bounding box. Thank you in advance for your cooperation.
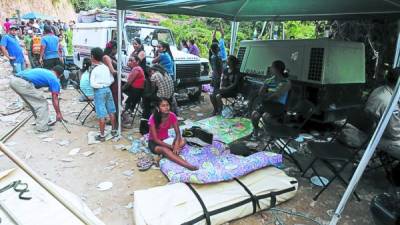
[94,87,116,119]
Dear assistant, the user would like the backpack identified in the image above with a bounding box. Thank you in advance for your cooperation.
[32,36,41,55]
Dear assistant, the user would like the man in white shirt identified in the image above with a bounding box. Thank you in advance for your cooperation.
[90,47,117,141]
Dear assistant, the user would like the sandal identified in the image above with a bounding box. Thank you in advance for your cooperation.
[137,155,154,171]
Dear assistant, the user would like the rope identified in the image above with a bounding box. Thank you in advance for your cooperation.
[263,207,324,225]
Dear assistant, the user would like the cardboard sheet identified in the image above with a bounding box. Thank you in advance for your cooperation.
[0,168,105,225]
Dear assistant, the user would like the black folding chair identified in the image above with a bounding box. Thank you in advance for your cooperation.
[263,99,315,172]
[301,108,372,201]
[70,80,95,125]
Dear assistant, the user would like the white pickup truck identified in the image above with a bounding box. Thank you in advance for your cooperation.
[72,21,210,100]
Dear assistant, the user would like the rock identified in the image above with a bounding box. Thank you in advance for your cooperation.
[82,151,94,157]
[309,201,316,207]
[326,209,334,217]
[96,181,113,191]
[68,148,81,156]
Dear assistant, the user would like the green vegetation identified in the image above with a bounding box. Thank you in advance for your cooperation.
[161,17,320,57]
[69,0,112,12]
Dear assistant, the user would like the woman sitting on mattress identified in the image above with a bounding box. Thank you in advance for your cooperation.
[148,97,198,171]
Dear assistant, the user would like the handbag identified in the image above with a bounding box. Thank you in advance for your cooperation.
[183,126,213,147]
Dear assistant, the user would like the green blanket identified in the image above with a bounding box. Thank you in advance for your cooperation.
[194,116,253,144]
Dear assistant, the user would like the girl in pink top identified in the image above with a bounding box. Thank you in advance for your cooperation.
[148,98,198,171]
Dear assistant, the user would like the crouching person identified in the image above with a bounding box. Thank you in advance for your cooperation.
[9,65,64,132]
[89,47,117,141]
[148,98,198,171]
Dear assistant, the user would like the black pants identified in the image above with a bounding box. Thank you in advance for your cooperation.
[124,87,143,112]
[43,58,67,88]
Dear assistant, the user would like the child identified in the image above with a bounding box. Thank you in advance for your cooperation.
[148,98,198,171]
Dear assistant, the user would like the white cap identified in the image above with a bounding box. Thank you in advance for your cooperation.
[27,30,33,34]
[32,24,40,29]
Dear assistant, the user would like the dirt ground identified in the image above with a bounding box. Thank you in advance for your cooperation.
[0,60,392,225]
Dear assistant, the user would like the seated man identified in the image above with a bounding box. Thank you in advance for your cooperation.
[210,55,242,114]
[341,67,400,159]
[251,60,291,138]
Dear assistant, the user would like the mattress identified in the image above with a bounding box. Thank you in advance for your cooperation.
[134,167,298,225]
[160,140,282,184]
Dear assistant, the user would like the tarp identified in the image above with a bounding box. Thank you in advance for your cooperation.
[21,12,48,20]
[116,0,400,21]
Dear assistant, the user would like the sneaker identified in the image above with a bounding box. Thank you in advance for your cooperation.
[95,134,106,142]
[111,130,118,137]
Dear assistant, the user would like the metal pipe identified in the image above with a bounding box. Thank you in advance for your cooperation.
[116,10,124,137]
[329,59,400,225]
[0,113,33,142]
[0,143,94,225]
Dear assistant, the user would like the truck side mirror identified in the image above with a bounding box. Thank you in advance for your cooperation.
[151,39,159,47]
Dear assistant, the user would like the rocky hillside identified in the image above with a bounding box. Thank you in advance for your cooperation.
[0,0,76,22]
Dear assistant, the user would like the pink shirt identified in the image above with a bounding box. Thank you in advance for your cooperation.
[4,22,11,33]
[148,112,177,141]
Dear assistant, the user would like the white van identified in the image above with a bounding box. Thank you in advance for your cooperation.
[72,21,210,100]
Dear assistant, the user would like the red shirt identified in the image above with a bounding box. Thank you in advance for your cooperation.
[127,66,144,89]
[4,22,11,33]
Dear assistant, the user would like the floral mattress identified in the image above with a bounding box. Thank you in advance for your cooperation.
[160,141,283,184]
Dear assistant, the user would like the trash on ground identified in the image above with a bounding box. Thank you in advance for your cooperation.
[125,202,134,209]
[82,151,95,157]
[310,176,329,187]
[5,141,17,147]
[61,157,74,162]
[114,144,128,151]
[97,181,113,191]
[69,148,81,156]
[25,152,32,160]
[42,137,54,143]
[122,170,134,177]
[57,140,70,146]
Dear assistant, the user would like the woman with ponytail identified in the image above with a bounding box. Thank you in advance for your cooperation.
[251,60,292,138]
[152,41,175,80]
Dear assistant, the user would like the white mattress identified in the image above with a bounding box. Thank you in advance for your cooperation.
[134,167,298,225]
[0,168,105,225]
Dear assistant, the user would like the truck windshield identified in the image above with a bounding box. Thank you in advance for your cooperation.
[126,26,175,46]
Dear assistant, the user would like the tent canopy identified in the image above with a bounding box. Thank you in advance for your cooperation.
[21,12,49,20]
[116,0,400,21]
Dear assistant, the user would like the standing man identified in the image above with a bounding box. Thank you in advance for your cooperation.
[89,47,117,141]
[40,25,61,69]
[212,23,227,69]
[0,25,26,73]
[9,65,64,132]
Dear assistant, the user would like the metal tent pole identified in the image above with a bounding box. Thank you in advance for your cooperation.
[116,10,124,136]
[229,21,239,55]
[329,32,400,225]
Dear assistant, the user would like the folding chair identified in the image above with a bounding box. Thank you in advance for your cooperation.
[263,99,315,172]
[128,98,143,128]
[301,108,372,201]
[70,80,95,125]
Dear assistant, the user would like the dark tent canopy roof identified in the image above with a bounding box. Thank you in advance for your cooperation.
[117,0,400,21]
